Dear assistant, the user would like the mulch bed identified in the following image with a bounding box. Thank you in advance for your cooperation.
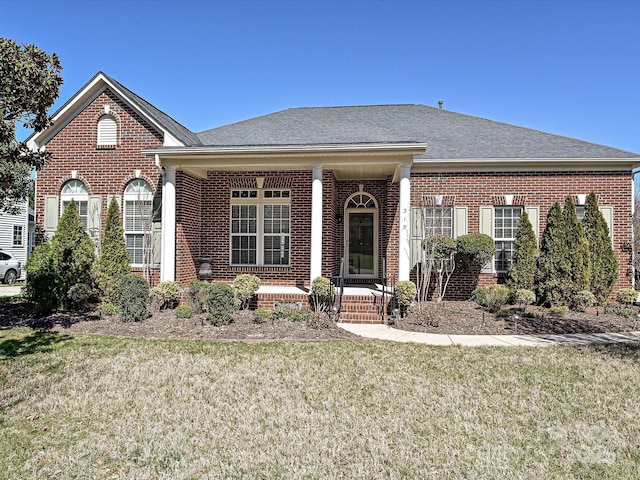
[1,297,638,340]
[394,301,639,336]
[0,298,358,341]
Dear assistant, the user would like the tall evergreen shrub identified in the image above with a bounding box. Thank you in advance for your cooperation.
[536,202,571,306]
[95,197,130,301]
[562,196,591,301]
[507,211,537,290]
[50,199,95,294]
[582,192,618,304]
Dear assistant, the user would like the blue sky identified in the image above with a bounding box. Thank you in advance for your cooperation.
[3,0,639,154]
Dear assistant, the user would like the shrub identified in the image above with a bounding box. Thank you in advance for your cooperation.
[117,274,150,322]
[583,193,618,304]
[203,283,236,326]
[272,304,310,322]
[394,280,417,307]
[174,304,194,319]
[26,242,53,279]
[253,308,271,324]
[149,281,181,313]
[94,198,130,302]
[507,212,538,290]
[307,312,334,329]
[572,290,596,312]
[311,276,334,313]
[536,202,570,307]
[50,199,96,295]
[233,274,261,310]
[456,233,496,271]
[184,280,213,313]
[616,288,637,306]
[513,288,536,310]
[28,272,65,315]
[547,305,570,315]
[563,196,591,301]
[67,283,93,311]
[96,302,121,317]
[472,284,511,313]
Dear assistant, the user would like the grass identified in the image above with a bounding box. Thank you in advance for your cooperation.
[1,329,640,479]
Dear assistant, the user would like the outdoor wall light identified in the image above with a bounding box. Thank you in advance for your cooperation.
[336,213,343,223]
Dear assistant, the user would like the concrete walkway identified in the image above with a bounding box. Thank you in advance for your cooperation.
[0,286,23,297]
[338,323,640,347]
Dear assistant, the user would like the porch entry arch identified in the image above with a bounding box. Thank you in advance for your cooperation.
[344,192,378,279]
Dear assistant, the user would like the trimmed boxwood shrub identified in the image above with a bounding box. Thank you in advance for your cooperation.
[149,281,181,312]
[203,283,236,326]
[472,284,511,313]
[185,280,213,313]
[616,288,637,306]
[572,290,596,312]
[117,274,150,322]
[233,274,261,310]
[394,280,417,308]
[174,304,194,319]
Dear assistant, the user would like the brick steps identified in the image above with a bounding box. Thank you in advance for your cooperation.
[255,290,389,324]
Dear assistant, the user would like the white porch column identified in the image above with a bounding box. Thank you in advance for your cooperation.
[160,165,176,282]
[398,164,411,281]
[310,164,323,284]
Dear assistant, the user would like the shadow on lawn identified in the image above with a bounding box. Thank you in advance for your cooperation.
[0,329,72,359]
[585,342,640,363]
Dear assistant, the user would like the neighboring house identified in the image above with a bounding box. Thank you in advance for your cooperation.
[0,201,28,280]
[28,72,640,321]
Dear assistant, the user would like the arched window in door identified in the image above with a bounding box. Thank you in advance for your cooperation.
[344,192,378,278]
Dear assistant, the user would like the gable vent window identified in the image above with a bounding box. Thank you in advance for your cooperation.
[97,115,117,147]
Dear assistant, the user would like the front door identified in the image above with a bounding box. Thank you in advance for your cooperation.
[345,192,378,279]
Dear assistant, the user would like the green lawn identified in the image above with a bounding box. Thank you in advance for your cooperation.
[1,328,640,479]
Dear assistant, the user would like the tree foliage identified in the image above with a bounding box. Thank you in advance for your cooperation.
[582,192,618,304]
[562,196,591,300]
[0,37,63,213]
[50,199,95,294]
[536,202,570,306]
[507,211,537,290]
[95,198,130,301]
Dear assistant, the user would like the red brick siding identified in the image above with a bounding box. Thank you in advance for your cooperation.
[176,171,203,285]
[409,171,634,295]
[192,170,313,286]
[35,89,163,281]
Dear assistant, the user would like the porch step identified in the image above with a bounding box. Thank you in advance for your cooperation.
[337,293,387,324]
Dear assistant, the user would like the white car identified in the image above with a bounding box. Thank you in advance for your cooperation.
[0,251,21,284]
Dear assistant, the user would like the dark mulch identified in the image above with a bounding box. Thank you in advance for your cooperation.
[394,301,639,336]
[2,297,638,340]
[0,298,358,341]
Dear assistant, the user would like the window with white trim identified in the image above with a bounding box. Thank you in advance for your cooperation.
[61,180,89,230]
[421,206,453,237]
[97,115,117,146]
[494,206,522,273]
[124,179,153,265]
[231,189,290,266]
[13,225,23,247]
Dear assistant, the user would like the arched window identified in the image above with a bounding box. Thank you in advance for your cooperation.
[123,179,153,264]
[97,115,117,146]
[61,179,89,230]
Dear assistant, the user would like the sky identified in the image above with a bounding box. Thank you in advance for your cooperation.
[2,0,640,155]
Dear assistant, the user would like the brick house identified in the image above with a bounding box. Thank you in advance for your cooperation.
[28,72,640,321]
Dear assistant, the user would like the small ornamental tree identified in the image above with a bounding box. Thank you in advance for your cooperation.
[563,196,591,302]
[582,192,618,304]
[95,197,130,302]
[50,199,95,295]
[536,202,571,307]
[507,211,537,290]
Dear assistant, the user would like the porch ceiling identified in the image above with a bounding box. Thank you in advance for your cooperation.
[145,143,426,181]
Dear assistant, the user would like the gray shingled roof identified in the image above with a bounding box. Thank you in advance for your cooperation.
[197,104,639,159]
[102,73,202,147]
